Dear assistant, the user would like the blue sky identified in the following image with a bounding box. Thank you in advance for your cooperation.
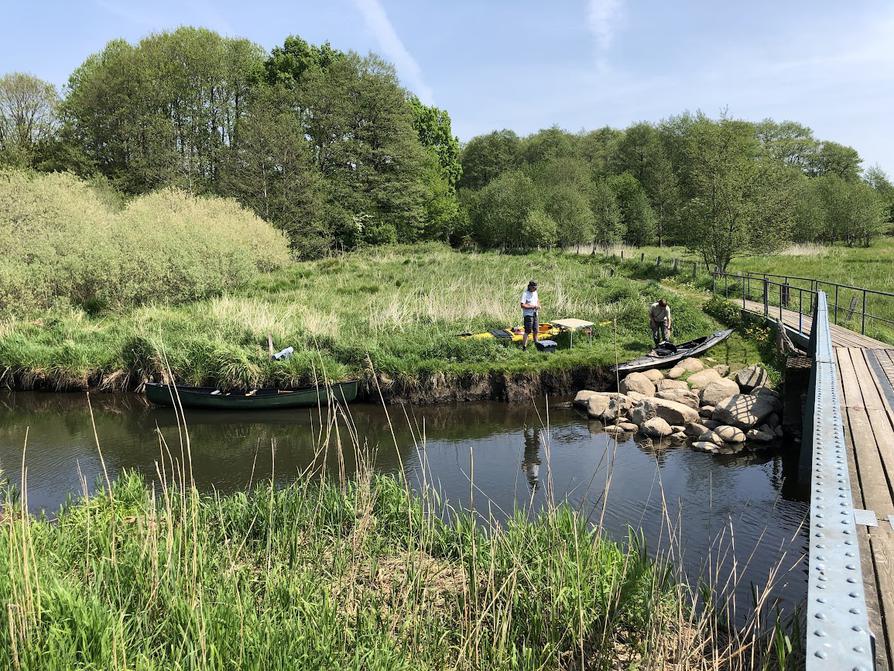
[2,0,893,174]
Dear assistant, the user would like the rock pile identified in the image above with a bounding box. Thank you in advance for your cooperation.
[574,362,783,455]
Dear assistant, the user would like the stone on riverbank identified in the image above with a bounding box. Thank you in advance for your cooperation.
[699,405,715,418]
[618,421,638,432]
[620,372,656,397]
[678,357,704,373]
[697,430,725,446]
[657,379,688,392]
[586,395,610,419]
[692,441,720,453]
[652,397,700,425]
[735,365,769,392]
[699,378,740,407]
[656,388,700,409]
[642,417,672,438]
[686,368,722,389]
[630,400,657,426]
[712,394,776,430]
[604,425,626,436]
[712,364,730,376]
[747,426,776,443]
[714,425,746,443]
[642,369,665,382]
[667,366,686,379]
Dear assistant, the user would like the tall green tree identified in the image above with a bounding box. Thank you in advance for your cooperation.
[458,130,520,190]
[63,28,265,193]
[473,170,540,249]
[865,165,894,229]
[609,172,656,247]
[815,175,887,246]
[807,141,862,182]
[544,184,593,249]
[0,73,59,167]
[683,117,796,271]
[590,180,623,250]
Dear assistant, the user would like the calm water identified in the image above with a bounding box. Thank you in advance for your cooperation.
[0,392,808,620]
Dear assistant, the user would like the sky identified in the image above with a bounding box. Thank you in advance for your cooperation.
[2,0,893,174]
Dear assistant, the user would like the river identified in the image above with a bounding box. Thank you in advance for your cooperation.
[0,391,807,623]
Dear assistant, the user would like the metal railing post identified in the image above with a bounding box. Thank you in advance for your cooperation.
[779,284,783,321]
[799,289,803,333]
[834,284,839,325]
[862,289,867,334]
[742,275,746,309]
[763,278,769,316]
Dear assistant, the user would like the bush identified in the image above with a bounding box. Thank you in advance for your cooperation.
[0,170,290,313]
[703,295,743,327]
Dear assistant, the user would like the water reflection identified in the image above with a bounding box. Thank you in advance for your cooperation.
[0,391,809,623]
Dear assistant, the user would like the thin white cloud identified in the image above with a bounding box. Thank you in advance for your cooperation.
[586,0,624,50]
[352,0,434,104]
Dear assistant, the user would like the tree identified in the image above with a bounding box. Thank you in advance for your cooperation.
[63,28,266,193]
[519,126,576,166]
[590,180,623,250]
[543,184,593,249]
[865,165,894,228]
[814,175,887,246]
[754,119,817,171]
[519,210,557,250]
[807,141,862,182]
[683,117,796,271]
[408,96,461,187]
[264,35,343,87]
[458,130,520,189]
[473,170,540,249]
[220,85,326,257]
[609,172,656,247]
[0,73,59,167]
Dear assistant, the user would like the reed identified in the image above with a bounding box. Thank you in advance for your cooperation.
[0,396,803,670]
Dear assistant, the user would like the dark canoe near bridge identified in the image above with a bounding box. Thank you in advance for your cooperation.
[610,328,734,375]
[145,380,359,410]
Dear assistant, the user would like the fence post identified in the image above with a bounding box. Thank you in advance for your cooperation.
[834,284,839,325]
[724,273,728,298]
[640,252,644,262]
[692,261,697,279]
[712,273,716,293]
[673,258,678,272]
[620,250,624,260]
[656,256,661,268]
[862,289,867,334]
[743,276,746,309]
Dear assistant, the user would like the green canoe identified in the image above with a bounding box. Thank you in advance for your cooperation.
[144,380,359,410]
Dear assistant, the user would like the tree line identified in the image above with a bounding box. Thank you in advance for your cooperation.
[1,26,892,269]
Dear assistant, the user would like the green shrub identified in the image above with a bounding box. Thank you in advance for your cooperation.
[704,295,743,327]
[0,170,290,313]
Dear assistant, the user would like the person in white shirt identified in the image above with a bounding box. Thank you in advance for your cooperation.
[649,298,672,345]
[520,280,540,350]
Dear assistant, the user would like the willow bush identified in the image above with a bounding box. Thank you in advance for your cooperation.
[0,170,290,313]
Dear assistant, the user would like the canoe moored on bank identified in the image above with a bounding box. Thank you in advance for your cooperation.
[144,380,359,409]
[610,328,734,375]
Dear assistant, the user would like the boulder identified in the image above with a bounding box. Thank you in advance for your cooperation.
[573,390,599,407]
[699,405,715,418]
[586,395,610,419]
[751,387,782,410]
[766,413,781,428]
[667,366,686,379]
[700,378,740,407]
[671,425,686,433]
[685,422,709,438]
[712,364,730,377]
[692,441,720,453]
[717,442,747,455]
[686,368,722,389]
[630,400,657,426]
[678,357,704,373]
[626,390,649,402]
[652,397,700,425]
[714,425,746,443]
[702,419,721,430]
[604,425,627,436]
[656,388,700,409]
[697,430,725,446]
[671,431,687,442]
[774,425,785,438]
[618,421,638,432]
[746,426,775,443]
[735,365,769,392]
[712,394,777,431]
[619,372,656,397]
[657,379,689,392]
[642,369,664,383]
[641,417,672,438]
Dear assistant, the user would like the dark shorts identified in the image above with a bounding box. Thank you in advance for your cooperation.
[523,314,539,334]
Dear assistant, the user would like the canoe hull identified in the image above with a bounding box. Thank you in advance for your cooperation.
[145,381,359,410]
[610,329,734,375]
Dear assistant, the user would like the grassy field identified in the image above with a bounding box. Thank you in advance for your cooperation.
[0,244,774,396]
[0,440,799,670]
[597,238,894,344]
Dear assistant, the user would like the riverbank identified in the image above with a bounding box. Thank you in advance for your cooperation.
[0,244,775,402]
[0,465,799,669]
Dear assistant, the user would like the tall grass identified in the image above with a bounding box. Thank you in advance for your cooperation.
[0,243,752,392]
[0,170,290,313]
[0,397,802,670]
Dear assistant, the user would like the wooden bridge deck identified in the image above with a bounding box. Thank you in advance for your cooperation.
[838,347,894,669]
[741,297,889,349]
[740,298,894,667]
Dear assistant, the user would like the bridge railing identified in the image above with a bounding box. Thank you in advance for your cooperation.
[709,270,818,337]
[800,292,875,669]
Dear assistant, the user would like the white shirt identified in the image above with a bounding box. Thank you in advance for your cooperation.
[521,289,539,316]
